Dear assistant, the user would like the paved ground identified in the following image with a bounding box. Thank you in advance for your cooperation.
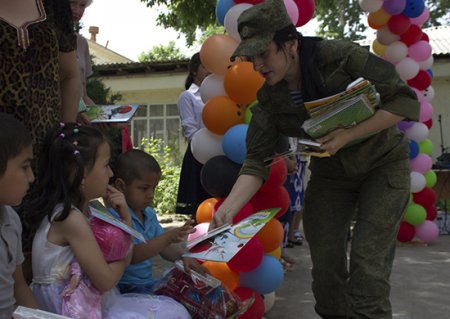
[157,220,450,319]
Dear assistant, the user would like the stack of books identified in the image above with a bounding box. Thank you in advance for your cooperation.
[302,78,379,144]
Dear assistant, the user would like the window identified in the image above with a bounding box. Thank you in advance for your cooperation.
[131,104,183,152]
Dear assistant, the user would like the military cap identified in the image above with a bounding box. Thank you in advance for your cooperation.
[230,0,293,61]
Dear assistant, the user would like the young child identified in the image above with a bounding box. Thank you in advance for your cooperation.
[0,113,39,318]
[111,149,206,294]
[28,123,190,318]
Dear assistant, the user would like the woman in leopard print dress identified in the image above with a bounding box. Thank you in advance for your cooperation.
[0,0,81,254]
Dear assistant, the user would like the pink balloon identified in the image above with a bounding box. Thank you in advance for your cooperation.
[187,222,210,241]
[415,220,439,243]
[419,100,433,123]
[410,153,433,174]
[408,40,432,62]
[284,0,299,25]
[293,0,315,27]
[410,7,429,26]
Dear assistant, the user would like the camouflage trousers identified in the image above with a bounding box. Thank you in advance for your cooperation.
[303,159,410,319]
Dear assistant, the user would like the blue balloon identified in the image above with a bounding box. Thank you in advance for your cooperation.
[427,69,433,78]
[222,124,248,164]
[403,0,425,18]
[216,0,236,26]
[240,255,284,294]
[409,140,419,159]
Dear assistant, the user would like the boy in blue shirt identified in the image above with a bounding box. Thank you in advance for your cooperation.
[111,149,205,293]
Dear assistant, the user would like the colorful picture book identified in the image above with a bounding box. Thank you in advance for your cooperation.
[183,208,280,262]
[85,104,139,123]
[301,79,380,147]
[89,200,146,243]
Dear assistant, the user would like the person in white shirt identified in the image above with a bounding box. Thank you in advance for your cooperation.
[176,53,211,216]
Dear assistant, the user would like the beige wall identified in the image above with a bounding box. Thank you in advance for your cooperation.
[428,57,450,160]
[98,72,187,104]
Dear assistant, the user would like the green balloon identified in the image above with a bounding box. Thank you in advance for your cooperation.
[404,203,426,225]
[244,100,258,124]
[419,139,433,155]
[425,170,437,188]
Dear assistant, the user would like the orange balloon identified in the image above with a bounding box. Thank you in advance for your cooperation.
[224,62,265,106]
[202,96,245,135]
[200,34,239,75]
[368,7,391,29]
[196,198,218,224]
[203,261,240,291]
[255,218,284,252]
[267,246,282,260]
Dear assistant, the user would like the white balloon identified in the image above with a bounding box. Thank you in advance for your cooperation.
[385,41,408,64]
[422,86,435,102]
[405,122,429,143]
[200,74,227,103]
[263,292,276,313]
[410,171,426,193]
[190,128,225,164]
[359,0,383,12]
[419,55,434,70]
[224,3,253,41]
[377,26,399,46]
[395,57,419,81]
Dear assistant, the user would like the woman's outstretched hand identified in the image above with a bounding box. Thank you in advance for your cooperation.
[209,207,234,230]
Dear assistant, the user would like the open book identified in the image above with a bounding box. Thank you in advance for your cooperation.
[13,306,71,319]
[183,208,280,262]
[85,104,139,123]
[89,200,146,243]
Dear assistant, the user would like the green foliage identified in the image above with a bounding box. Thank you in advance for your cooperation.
[141,0,450,42]
[141,137,181,215]
[140,0,217,46]
[86,78,122,105]
[138,41,188,62]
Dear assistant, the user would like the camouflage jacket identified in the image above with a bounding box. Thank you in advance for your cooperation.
[241,36,420,180]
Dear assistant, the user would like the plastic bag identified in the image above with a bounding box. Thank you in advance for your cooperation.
[154,261,251,319]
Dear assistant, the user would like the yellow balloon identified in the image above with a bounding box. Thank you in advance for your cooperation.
[372,39,387,57]
[267,246,282,260]
[368,7,391,29]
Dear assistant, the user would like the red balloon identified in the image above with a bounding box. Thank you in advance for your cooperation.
[251,187,290,218]
[228,237,264,273]
[400,24,423,46]
[388,14,411,35]
[397,221,415,242]
[407,70,432,91]
[293,0,315,27]
[423,118,433,129]
[234,288,265,319]
[259,156,288,192]
[420,32,429,42]
[413,187,437,208]
[425,204,438,221]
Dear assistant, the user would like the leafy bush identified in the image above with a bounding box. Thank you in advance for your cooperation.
[141,137,181,215]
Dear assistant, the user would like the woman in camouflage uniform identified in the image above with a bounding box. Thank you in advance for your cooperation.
[211,0,419,318]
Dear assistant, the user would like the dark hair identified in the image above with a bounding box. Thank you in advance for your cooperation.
[0,113,32,176]
[184,52,202,90]
[273,24,302,52]
[28,123,108,225]
[114,149,161,185]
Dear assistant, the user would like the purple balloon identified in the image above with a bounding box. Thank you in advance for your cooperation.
[398,121,414,131]
[383,0,406,15]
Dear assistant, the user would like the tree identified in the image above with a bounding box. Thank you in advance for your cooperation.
[138,40,188,62]
[141,0,450,42]
[86,78,122,105]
